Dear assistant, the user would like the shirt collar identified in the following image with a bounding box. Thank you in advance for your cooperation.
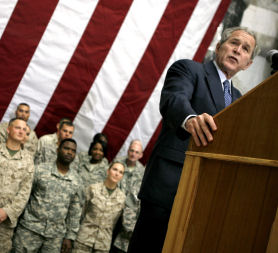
[213,61,232,90]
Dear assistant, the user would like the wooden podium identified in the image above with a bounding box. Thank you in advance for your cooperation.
[162,72,278,253]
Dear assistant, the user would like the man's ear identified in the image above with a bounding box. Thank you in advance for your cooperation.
[242,59,253,70]
[215,42,221,53]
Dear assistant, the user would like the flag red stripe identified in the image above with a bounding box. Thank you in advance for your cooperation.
[0,0,58,120]
[193,0,232,61]
[35,0,133,136]
[141,0,233,164]
[102,0,199,161]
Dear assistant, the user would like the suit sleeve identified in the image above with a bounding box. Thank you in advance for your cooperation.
[160,60,198,131]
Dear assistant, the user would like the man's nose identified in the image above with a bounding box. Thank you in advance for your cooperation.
[233,45,241,54]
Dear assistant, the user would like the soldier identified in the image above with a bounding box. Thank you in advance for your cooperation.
[73,161,126,253]
[78,139,109,190]
[78,132,108,162]
[112,140,145,253]
[0,118,34,253]
[13,138,82,253]
[34,119,79,169]
[0,103,38,155]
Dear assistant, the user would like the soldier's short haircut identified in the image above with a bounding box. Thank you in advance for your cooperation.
[59,138,77,149]
[59,117,72,125]
[8,117,25,126]
[59,120,74,130]
[17,102,30,109]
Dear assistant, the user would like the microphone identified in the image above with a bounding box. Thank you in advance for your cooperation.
[266,49,278,74]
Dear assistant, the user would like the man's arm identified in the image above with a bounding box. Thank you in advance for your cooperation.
[64,183,83,241]
[2,159,34,227]
[160,60,217,146]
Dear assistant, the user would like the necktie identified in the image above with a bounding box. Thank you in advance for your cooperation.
[223,80,232,107]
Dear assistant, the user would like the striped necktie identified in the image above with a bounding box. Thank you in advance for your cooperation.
[223,80,232,107]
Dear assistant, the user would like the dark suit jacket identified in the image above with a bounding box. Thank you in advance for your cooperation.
[138,59,242,210]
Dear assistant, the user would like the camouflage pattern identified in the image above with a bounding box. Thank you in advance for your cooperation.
[0,121,38,155]
[77,152,109,189]
[0,143,34,252]
[13,224,64,253]
[34,132,57,164]
[73,240,109,253]
[113,156,145,252]
[75,182,125,251]
[18,162,82,241]
[35,132,79,170]
[0,225,13,253]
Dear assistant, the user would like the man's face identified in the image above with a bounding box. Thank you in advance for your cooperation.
[57,141,76,164]
[127,142,143,163]
[15,105,30,122]
[58,124,74,141]
[7,119,27,143]
[215,30,255,79]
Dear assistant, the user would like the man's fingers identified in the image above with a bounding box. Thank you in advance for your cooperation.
[185,113,217,146]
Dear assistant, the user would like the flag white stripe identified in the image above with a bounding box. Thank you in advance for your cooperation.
[116,0,223,156]
[2,0,99,128]
[73,0,170,152]
[0,0,18,39]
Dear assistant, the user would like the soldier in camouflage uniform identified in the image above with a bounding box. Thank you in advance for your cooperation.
[13,138,82,253]
[73,161,126,253]
[0,103,38,155]
[34,119,79,170]
[0,118,34,253]
[112,140,145,253]
[78,139,109,189]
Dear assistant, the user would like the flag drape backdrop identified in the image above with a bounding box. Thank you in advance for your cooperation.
[0,0,231,163]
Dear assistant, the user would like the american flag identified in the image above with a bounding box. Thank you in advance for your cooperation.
[0,0,231,163]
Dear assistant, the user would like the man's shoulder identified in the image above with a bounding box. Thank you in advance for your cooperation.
[0,121,8,129]
[35,162,54,174]
[171,59,203,69]
[38,133,56,143]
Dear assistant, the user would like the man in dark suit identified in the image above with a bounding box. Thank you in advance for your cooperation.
[127,27,259,253]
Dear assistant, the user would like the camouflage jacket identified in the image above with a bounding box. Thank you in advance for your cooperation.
[77,153,109,189]
[0,122,38,155]
[113,156,145,252]
[19,162,82,240]
[0,143,34,228]
[76,182,125,250]
[35,133,79,170]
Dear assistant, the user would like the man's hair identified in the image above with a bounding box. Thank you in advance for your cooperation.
[8,117,25,126]
[219,26,260,60]
[59,120,74,130]
[88,139,107,157]
[17,103,30,109]
[59,117,72,125]
[59,138,77,149]
[129,139,143,151]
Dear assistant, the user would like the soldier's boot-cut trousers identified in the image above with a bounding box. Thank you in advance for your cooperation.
[13,224,63,253]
